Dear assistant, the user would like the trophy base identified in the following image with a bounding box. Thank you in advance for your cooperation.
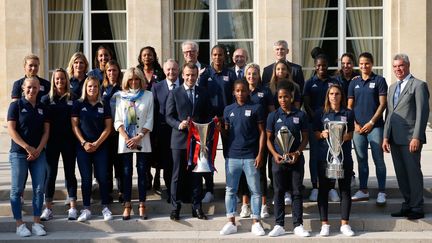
[326,164,344,179]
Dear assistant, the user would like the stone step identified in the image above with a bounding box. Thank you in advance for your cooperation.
[3,230,432,243]
[2,231,432,243]
[1,198,431,217]
[2,184,432,201]
[0,213,430,233]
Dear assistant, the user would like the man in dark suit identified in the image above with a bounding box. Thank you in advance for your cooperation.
[231,48,248,80]
[261,40,305,92]
[182,40,209,81]
[166,62,213,220]
[383,53,430,220]
[151,59,182,203]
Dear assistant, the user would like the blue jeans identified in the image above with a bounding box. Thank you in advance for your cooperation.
[308,123,319,186]
[352,126,386,191]
[76,144,110,207]
[10,152,47,220]
[122,152,148,202]
[225,158,261,219]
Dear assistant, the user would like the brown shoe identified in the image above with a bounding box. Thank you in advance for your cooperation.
[139,203,148,220]
[122,202,132,220]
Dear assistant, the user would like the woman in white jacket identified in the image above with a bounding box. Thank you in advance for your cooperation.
[114,67,154,220]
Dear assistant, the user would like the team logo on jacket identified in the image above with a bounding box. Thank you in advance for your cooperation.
[258,92,264,97]
[38,108,43,115]
[355,85,360,89]
[98,107,104,113]
[276,118,282,123]
[245,110,251,116]
[230,112,235,117]
[293,117,299,124]
[312,84,318,88]
[81,107,87,111]
[21,108,27,113]
[341,116,347,122]
[369,83,375,88]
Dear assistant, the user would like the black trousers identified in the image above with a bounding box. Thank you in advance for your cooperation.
[317,159,353,221]
[171,149,203,211]
[272,155,305,227]
[107,133,123,195]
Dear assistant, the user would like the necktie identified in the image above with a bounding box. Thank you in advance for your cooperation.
[188,89,194,104]
[237,69,243,79]
[393,80,403,108]
[171,83,176,90]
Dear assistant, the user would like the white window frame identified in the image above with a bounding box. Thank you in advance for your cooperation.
[172,0,257,63]
[44,0,127,75]
[300,0,386,75]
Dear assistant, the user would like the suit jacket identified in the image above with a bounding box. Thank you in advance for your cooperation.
[152,79,184,127]
[384,75,430,145]
[166,85,213,149]
[262,61,305,92]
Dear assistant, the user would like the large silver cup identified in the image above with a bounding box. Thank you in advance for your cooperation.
[275,126,295,163]
[192,121,213,172]
[324,121,347,179]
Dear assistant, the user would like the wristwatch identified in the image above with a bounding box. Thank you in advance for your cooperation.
[81,141,87,147]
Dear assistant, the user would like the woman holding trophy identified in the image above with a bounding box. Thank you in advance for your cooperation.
[314,84,355,237]
[266,81,310,237]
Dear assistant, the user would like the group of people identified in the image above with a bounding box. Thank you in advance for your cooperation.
[7,39,429,238]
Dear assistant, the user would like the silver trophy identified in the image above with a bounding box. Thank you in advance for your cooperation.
[324,121,347,179]
[191,121,213,172]
[275,126,295,163]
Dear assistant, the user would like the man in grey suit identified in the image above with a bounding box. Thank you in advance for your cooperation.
[382,53,430,220]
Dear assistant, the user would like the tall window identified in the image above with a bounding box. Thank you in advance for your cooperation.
[46,0,127,74]
[301,0,383,78]
[173,0,254,66]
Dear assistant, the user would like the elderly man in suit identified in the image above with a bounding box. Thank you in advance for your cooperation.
[382,53,430,220]
[232,48,248,80]
[166,62,213,220]
[151,59,182,203]
[261,40,305,92]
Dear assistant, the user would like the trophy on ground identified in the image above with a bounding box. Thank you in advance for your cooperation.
[324,121,347,179]
[275,126,295,163]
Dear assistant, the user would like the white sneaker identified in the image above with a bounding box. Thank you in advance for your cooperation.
[340,224,355,236]
[268,225,285,237]
[309,188,318,202]
[376,192,387,205]
[40,208,53,221]
[201,192,214,203]
[68,208,78,220]
[284,192,292,205]
[77,209,92,222]
[32,223,47,236]
[240,204,251,218]
[260,204,270,218]
[320,224,330,236]
[351,190,369,201]
[92,178,98,191]
[102,207,113,221]
[293,224,310,237]
[16,224,31,237]
[329,189,340,202]
[251,222,265,236]
[220,222,237,235]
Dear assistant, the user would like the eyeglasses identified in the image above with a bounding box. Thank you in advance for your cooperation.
[183,50,197,55]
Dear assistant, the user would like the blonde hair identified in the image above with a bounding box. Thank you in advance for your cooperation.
[21,77,40,98]
[121,67,146,91]
[244,63,261,83]
[49,68,71,102]
[79,76,102,103]
[67,52,89,78]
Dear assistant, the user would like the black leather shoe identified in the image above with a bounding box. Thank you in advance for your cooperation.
[192,209,208,220]
[407,211,424,220]
[170,210,180,220]
[391,210,411,217]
